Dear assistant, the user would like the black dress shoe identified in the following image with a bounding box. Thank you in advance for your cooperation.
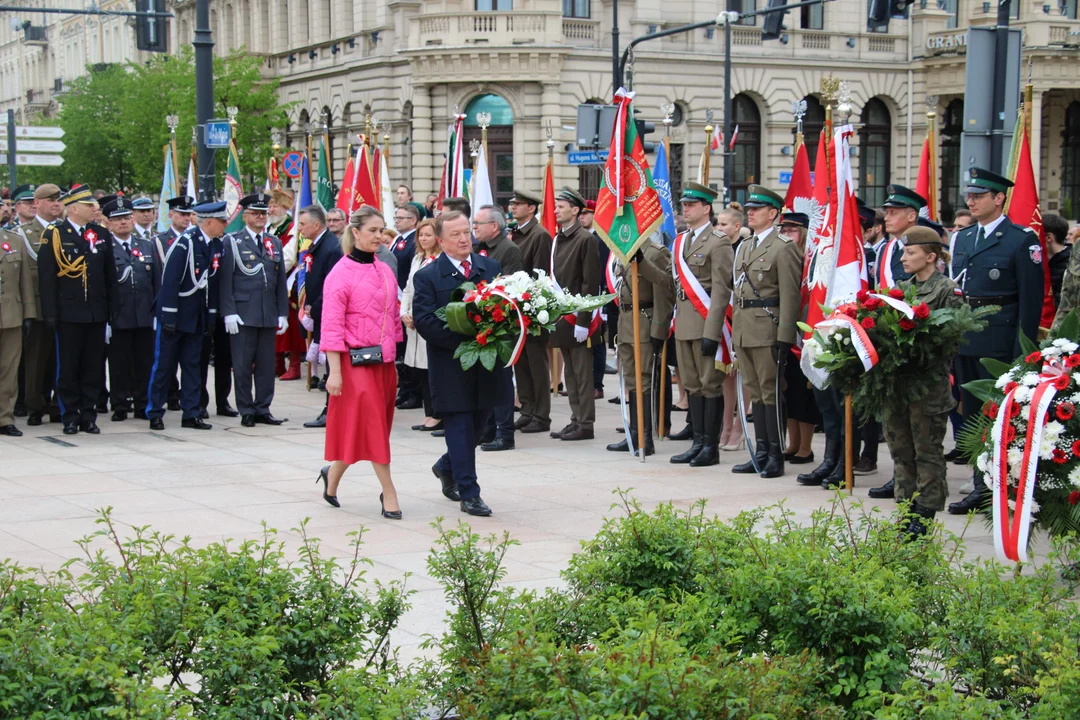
[789,451,815,465]
[513,415,533,430]
[460,496,493,517]
[167,400,181,411]
[111,410,127,422]
[254,414,284,425]
[550,422,576,440]
[396,397,422,410]
[431,429,445,437]
[304,411,328,428]
[868,479,895,499]
[241,415,256,428]
[476,431,496,446]
[181,417,213,430]
[96,403,109,414]
[948,486,990,515]
[433,463,459,501]
[943,448,960,462]
[149,418,165,431]
[26,413,42,427]
[216,405,239,418]
[134,409,148,420]
[13,405,27,417]
[199,408,210,420]
[607,395,621,404]
[481,437,515,452]
[63,422,78,435]
[0,424,23,437]
[79,421,100,434]
[519,420,550,434]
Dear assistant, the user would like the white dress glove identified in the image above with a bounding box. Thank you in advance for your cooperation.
[300,314,314,333]
[223,315,243,335]
[105,324,111,344]
[573,325,589,343]
[306,341,320,364]
[152,317,157,331]
[277,315,288,336]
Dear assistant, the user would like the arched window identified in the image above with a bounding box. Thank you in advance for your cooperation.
[729,94,761,205]
[463,94,515,208]
[858,98,891,207]
[939,99,964,222]
[1063,102,1080,221]
[799,96,826,168]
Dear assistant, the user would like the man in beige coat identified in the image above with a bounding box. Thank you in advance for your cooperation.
[0,214,38,435]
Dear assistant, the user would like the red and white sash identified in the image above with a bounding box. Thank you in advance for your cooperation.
[877,237,900,289]
[673,228,730,366]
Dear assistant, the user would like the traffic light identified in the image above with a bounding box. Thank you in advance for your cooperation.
[136,0,168,53]
[634,112,657,154]
[762,0,789,42]
[867,0,909,31]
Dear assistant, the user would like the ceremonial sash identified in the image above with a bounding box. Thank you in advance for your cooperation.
[605,252,620,295]
[16,225,36,261]
[877,237,900,289]
[550,232,602,335]
[672,230,710,319]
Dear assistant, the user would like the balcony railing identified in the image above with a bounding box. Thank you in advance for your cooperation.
[563,18,601,47]
[409,11,565,49]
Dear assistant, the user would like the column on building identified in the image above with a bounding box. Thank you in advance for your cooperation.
[411,83,435,198]
[269,0,288,53]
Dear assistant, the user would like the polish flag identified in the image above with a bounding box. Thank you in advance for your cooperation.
[727,124,739,151]
[1007,121,1054,328]
[710,125,722,152]
[915,135,938,221]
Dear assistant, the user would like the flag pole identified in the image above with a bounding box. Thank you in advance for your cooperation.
[190,126,199,195]
[322,110,332,200]
[656,103,675,441]
[167,113,179,197]
[271,130,280,191]
[545,131,561,397]
[703,116,713,185]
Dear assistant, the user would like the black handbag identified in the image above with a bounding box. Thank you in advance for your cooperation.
[349,346,383,366]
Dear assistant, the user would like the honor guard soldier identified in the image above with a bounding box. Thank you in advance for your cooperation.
[103,197,159,421]
[605,236,675,457]
[549,187,603,441]
[130,196,157,241]
[155,196,195,268]
[146,201,225,431]
[947,167,1043,514]
[667,182,734,467]
[20,184,64,425]
[875,184,926,289]
[881,226,963,536]
[0,194,38,436]
[508,189,554,433]
[37,184,118,435]
[731,185,803,478]
[220,192,289,427]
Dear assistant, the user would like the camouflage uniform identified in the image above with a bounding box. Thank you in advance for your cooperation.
[1053,248,1080,331]
[882,269,962,512]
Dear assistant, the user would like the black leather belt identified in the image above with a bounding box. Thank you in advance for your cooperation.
[965,294,1018,308]
[620,302,652,311]
[736,297,780,309]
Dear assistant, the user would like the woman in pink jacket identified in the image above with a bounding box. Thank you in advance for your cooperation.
[317,205,404,518]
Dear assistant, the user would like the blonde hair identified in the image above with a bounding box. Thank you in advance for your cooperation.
[414,218,439,258]
[343,205,384,256]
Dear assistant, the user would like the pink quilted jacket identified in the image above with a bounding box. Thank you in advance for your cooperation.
[320,257,403,361]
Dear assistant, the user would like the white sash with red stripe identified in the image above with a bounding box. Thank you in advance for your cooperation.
[877,237,900,289]
[672,228,730,367]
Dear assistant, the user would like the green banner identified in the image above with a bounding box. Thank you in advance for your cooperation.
[224,141,244,233]
[316,137,334,211]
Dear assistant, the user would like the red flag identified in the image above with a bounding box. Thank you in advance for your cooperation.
[803,129,840,338]
[351,145,378,211]
[1008,123,1054,328]
[268,157,280,191]
[916,136,938,221]
[786,140,814,307]
[727,124,740,152]
[336,150,355,214]
[541,155,557,238]
[710,125,722,152]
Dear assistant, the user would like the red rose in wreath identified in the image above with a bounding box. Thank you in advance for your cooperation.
[521,292,531,301]
[843,306,858,319]
[863,297,883,311]
[899,318,916,331]
[476,330,489,346]
[1054,374,1071,391]
[1070,491,1080,506]
[1053,448,1069,465]
[888,287,905,300]
[913,303,930,320]
[861,317,876,330]
[856,289,870,303]
[1026,351,1043,364]
[1058,402,1076,421]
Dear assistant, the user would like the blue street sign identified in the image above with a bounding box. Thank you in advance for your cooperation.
[568,149,609,166]
[779,171,792,185]
[204,120,232,149]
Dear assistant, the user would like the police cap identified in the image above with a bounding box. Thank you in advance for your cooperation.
[964,167,1014,195]
[882,184,927,211]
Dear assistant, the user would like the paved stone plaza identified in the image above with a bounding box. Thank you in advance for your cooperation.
[0,369,1004,658]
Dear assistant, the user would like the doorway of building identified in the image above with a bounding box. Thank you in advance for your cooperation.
[463,93,514,209]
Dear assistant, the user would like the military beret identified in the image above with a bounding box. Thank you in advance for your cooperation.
[239,191,271,211]
[882,184,927,211]
[510,189,542,206]
[61,184,95,206]
[780,212,809,229]
[964,167,1014,195]
[555,186,586,210]
[901,226,946,248]
[12,184,36,202]
[193,201,228,219]
[680,181,718,204]
[743,185,784,210]
[167,195,195,213]
[33,183,62,200]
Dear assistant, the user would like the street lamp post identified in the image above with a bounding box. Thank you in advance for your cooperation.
[193,0,215,201]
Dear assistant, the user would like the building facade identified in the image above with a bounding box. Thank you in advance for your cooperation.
[3,0,1080,220]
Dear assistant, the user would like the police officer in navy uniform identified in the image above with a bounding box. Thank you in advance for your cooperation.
[948,167,1043,514]
[130,196,157,242]
[220,192,289,427]
[146,202,224,431]
[154,196,195,269]
[103,196,159,421]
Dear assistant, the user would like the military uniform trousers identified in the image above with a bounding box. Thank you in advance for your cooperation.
[147,324,204,421]
[0,327,21,425]
[618,334,656,394]
[883,398,950,512]
[674,339,723,398]
[561,342,595,429]
[109,327,155,413]
[230,325,277,417]
[22,319,54,415]
[200,316,233,411]
[734,345,780,405]
[55,322,107,425]
[514,333,551,426]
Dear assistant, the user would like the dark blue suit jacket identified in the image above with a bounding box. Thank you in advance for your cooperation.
[391,229,416,290]
[413,252,510,415]
[157,227,216,334]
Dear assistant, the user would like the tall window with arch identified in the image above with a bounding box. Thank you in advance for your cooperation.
[939,99,964,222]
[858,98,892,208]
[1063,102,1080,220]
[729,94,761,206]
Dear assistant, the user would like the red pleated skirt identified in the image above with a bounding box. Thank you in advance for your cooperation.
[324,361,397,465]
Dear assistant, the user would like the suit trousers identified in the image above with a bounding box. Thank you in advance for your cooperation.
[200,317,233,410]
[676,338,724,397]
[147,327,203,420]
[0,327,21,425]
[514,334,550,426]
[230,325,277,417]
[483,367,515,440]
[592,331,606,392]
[55,322,106,424]
[436,409,489,500]
[955,353,1000,491]
[22,319,52,415]
[618,337,655,393]
[109,327,155,412]
[735,345,779,405]
[561,343,595,429]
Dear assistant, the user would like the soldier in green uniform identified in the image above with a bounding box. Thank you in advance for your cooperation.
[731,185,802,478]
[606,237,674,457]
[667,182,734,467]
[0,195,38,436]
[883,226,963,536]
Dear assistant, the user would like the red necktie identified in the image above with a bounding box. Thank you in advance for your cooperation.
[461,259,471,278]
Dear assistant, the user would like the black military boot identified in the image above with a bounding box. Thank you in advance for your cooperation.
[759,404,785,478]
[607,395,639,453]
[733,403,768,473]
[670,395,704,464]
[868,477,895,499]
[821,454,846,489]
[903,503,937,539]
[948,479,990,514]
[690,396,722,467]
[636,392,656,457]
[797,431,840,485]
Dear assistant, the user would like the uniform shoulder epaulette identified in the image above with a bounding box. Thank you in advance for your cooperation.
[709,228,729,241]
[778,234,793,243]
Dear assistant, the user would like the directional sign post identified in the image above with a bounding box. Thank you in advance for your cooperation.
[8,139,66,153]
[204,119,231,149]
[0,125,66,139]
[0,154,65,167]
[1,117,66,178]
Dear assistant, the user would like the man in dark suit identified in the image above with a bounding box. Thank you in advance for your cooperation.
[299,205,344,429]
[413,211,509,517]
[220,192,289,427]
[103,196,159,421]
[37,184,117,435]
[947,167,1043,514]
[391,202,422,410]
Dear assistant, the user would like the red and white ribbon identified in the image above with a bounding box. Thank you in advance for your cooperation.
[877,237,900,289]
[990,360,1065,563]
[672,231,711,319]
[611,88,635,212]
[605,253,620,295]
[487,288,528,366]
[868,293,914,318]
[814,308,879,371]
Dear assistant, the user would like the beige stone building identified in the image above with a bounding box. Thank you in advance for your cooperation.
[3,0,1080,220]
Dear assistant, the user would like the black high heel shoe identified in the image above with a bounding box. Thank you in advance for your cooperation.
[317,465,339,508]
[379,493,402,520]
